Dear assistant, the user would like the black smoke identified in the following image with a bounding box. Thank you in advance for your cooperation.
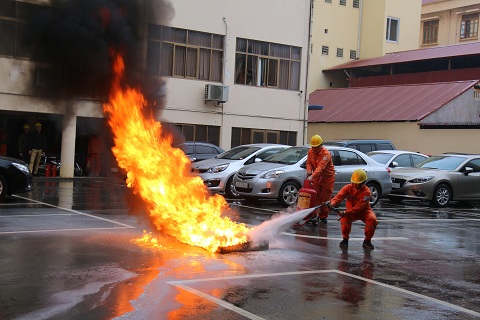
[25,0,171,100]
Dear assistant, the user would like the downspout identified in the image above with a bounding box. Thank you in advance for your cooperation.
[357,0,363,59]
[303,0,314,144]
[220,17,227,146]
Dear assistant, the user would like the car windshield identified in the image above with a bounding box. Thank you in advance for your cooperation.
[216,146,261,160]
[263,147,308,165]
[368,153,393,164]
[416,155,466,170]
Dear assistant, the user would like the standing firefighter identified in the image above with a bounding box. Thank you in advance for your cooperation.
[329,169,378,250]
[306,134,335,223]
[18,124,31,163]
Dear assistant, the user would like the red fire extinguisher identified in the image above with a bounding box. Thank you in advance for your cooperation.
[45,163,51,177]
[51,165,57,177]
[295,180,320,226]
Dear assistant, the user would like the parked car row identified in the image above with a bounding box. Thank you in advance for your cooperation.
[189,142,480,208]
[0,156,32,201]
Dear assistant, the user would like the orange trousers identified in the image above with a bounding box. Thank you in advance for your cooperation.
[341,211,378,241]
[313,180,334,218]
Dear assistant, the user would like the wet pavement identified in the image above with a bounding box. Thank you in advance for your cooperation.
[0,177,479,319]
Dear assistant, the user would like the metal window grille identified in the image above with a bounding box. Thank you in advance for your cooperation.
[350,50,357,59]
[353,0,359,8]
[322,46,329,55]
[336,48,343,57]
[325,0,332,3]
[340,0,346,6]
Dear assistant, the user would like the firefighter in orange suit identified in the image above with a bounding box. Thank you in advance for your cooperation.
[329,169,378,250]
[306,135,335,224]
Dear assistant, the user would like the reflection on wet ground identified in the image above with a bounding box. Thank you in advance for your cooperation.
[0,177,479,319]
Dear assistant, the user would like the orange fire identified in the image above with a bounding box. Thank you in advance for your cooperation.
[102,54,249,252]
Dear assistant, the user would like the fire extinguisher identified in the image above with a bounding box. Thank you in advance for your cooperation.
[295,180,319,226]
[45,163,51,177]
[51,165,57,177]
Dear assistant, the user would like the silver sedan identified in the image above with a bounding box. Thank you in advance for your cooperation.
[233,145,392,207]
[389,153,480,207]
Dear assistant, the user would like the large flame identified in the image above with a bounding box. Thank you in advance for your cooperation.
[103,54,249,252]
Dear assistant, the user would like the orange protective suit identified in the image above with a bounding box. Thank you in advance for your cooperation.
[330,184,378,241]
[306,147,335,218]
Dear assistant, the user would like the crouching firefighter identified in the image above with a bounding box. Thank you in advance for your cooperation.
[328,169,378,250]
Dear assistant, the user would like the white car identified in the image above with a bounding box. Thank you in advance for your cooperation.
[191,144,289,198]
[367,150,429,168]
[233,145,393,207]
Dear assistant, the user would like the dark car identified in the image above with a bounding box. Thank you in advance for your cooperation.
[177,142,225,162]
[0,156,32,201]
[323,139,396,154]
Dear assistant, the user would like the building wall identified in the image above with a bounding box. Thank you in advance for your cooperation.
[308,0,360,92]
[153,0,311,148]
[361,0,422,59]
[308,122,480,155]
[421,0,480,47]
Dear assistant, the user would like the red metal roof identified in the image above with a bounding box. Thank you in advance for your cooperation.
[308,80,478,123]
[325,42,480,71]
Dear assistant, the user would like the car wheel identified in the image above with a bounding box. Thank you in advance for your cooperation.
[388,196,404,204]
[225,176,240,199]
[431,183,451,207]
[366,182,381,207]
[0,174,7,201]
[277,181,300,207]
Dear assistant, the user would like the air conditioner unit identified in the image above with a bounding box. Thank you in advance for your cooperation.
[205,84,229,103]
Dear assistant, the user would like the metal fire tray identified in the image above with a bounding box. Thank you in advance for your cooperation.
[217,241,269,254]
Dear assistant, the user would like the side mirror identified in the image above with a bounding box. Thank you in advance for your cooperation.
[255,158,262,163]
[463,166,473,176]
[390,161,398,168]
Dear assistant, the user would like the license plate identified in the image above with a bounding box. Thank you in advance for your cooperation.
[235,181,248,188]
[392,182,400,189]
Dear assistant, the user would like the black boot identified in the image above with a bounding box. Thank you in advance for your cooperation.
[339,239,348,248]
[362,240,374,250]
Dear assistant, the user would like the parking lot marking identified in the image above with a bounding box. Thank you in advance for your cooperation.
[171,283,265,320]
[0,226,134,235]
[335,270,480,317]
[281,232,408,241]
[0,213,76,217]
[169,269,480,318]
[13,195,136,228]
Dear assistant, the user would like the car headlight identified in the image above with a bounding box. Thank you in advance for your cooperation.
[262,170,285,179]
[409,176,434,183]
[13,162,30,174]
[207,164,229,173]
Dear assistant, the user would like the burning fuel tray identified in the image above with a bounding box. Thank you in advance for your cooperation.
[217,241,269,253]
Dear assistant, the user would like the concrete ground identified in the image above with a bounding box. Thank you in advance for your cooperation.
[0,177,479,320]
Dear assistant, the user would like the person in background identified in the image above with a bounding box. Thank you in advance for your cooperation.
[0,125,8,156]
[88,133,104,176]
[18,124,31,162]
[306,134,335,224]
[29,122,47,175]
[328,169,378,250]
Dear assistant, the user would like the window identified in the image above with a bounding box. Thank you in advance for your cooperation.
[422,19,439,44]
[386,17,400,42]
[353,0,360,8]
[393,154,412,167]
[340,0,346,6]
[325,0,332,3]
[0,1,41,58]
[336,48,343,58]
[338,150,366,165]
[460,13,479,39]
[147,25,224,82]
[231,127,297,147]
[174,124,220,146]
[234,38,301,90]
[322,46,329,55]
[350,50,357,59]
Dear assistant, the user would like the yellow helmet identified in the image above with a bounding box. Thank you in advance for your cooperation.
[310,134,323,147]
[35,122,42,127]
[23,124,30,129]
[351,169,367,184]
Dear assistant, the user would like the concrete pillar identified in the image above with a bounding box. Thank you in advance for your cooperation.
[60,107,77,178]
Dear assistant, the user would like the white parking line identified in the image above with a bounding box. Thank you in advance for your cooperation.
[0,226,133,235]
[281,232,408,241]
[0,213,76,217]
[169,269,480,318]
[12,195,136,228]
